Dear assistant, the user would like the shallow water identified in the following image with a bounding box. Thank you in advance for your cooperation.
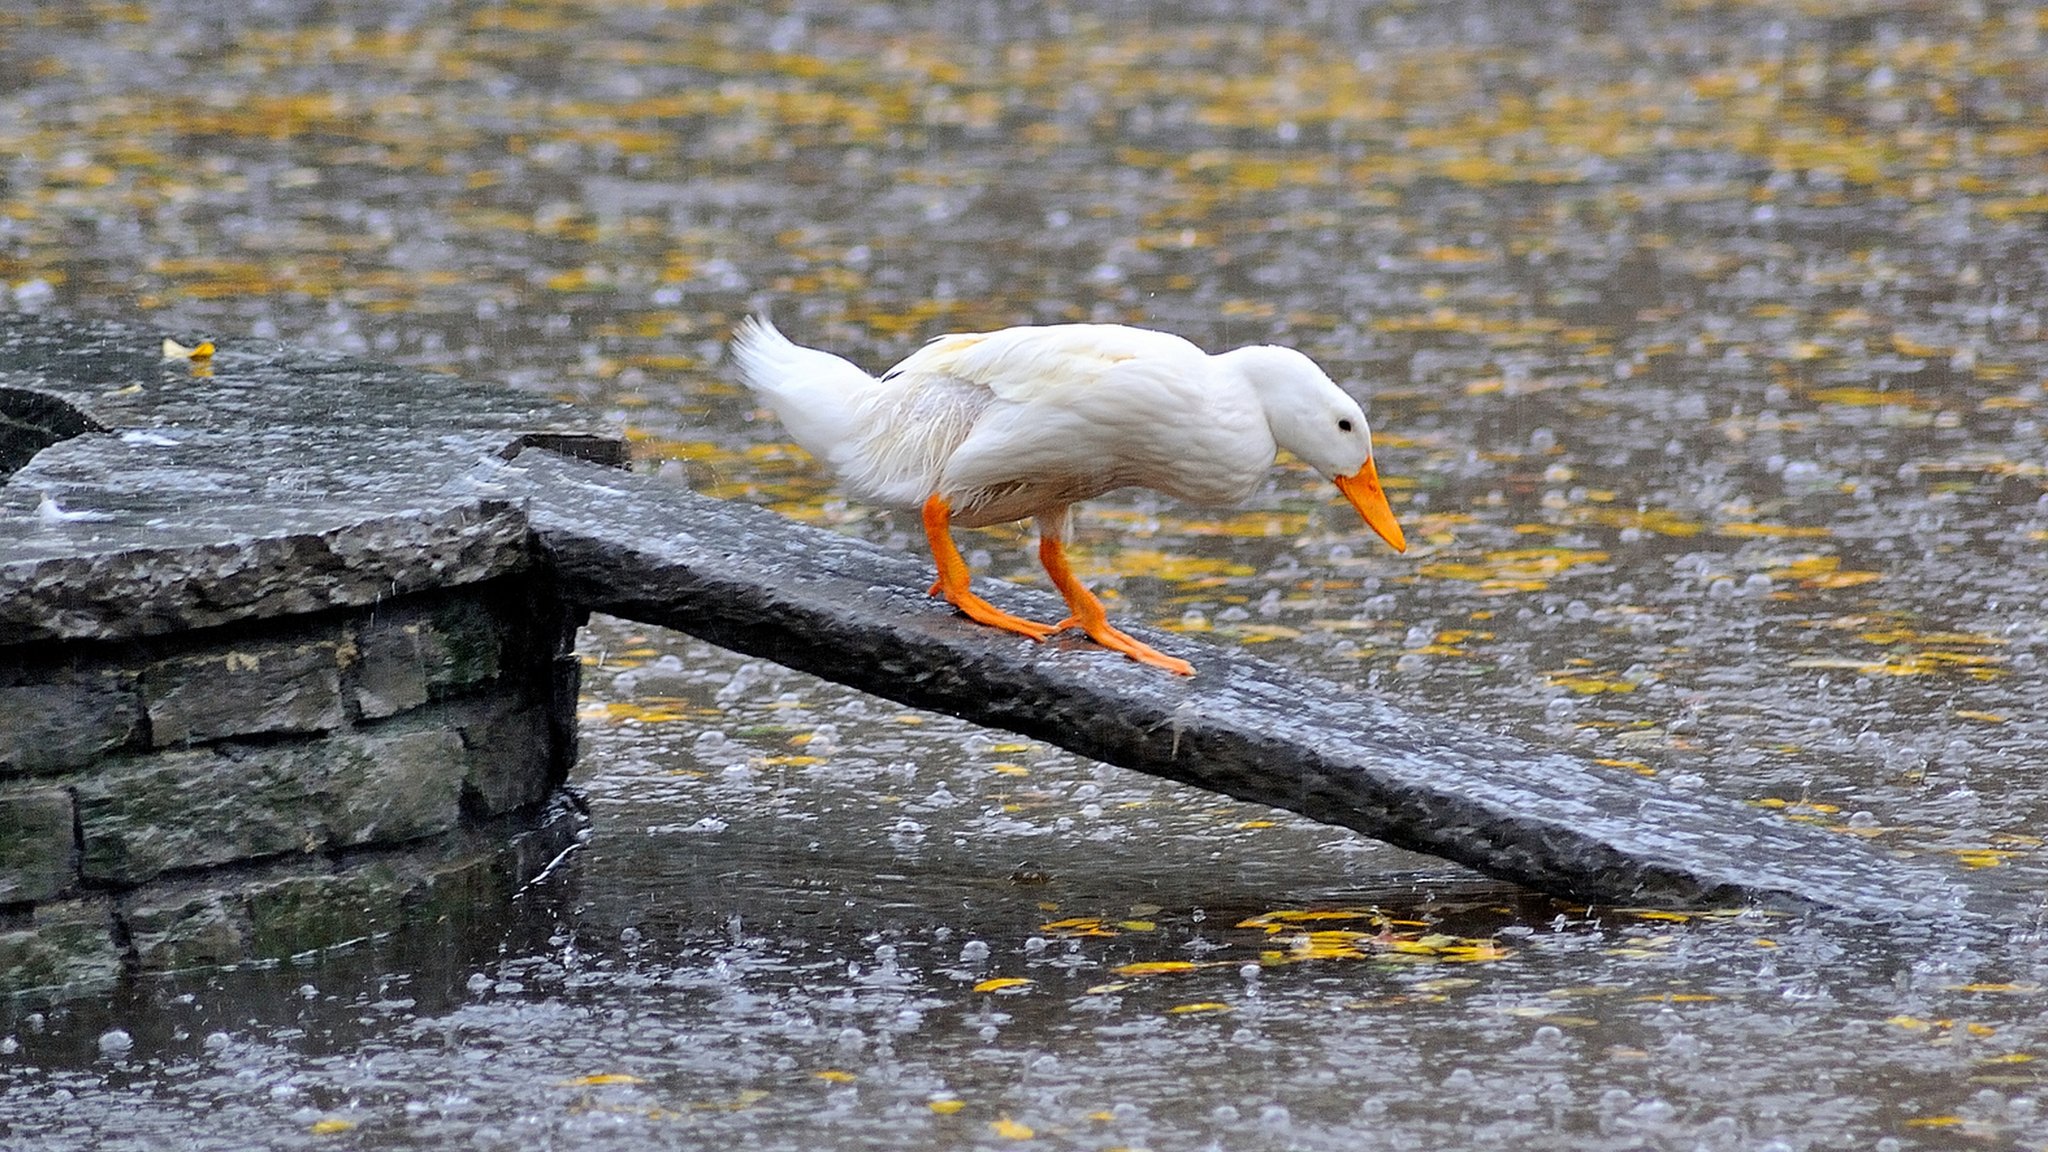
[6,0,2048,1147]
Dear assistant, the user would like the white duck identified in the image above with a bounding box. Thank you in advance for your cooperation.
[732,318,1407,675]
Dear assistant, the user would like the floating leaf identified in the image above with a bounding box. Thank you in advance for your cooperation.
[990,1117,1035,1139]
[972,977,1034,993]
[1168,1001,1233,1014]
[562,1073,645,1086]
[814,1070,857,1083]
[928,1099,965,1115]
[309,1119,356,1135]
[1111,960,1203,976]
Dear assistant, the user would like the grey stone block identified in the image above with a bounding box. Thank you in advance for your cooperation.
[0,667,142,775]
[0,785,75,903]
[0,899,123,994]
[325,724,466,848]
[121,889,251,971]
[451,696,555,816]
[244,864,408,959]
[143,639,345,746]
[75,745,323,886]
[351,596,508,721]
[77,722,475,887]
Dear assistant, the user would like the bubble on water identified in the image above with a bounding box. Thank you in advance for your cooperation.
[1211,1104,1241,1123]
[977,1024,999,1041]
[1023,936,1048,954]
[202,1031,231,1052]
[96,1029,134,1057]
[1544,698,1575,721]
[466,973,492,995]
[959,940,989,963]
[1442,1067,1477,1091]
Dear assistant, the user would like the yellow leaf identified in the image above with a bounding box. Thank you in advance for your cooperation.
[1549,675,1637,695]
[814,1070,857,1083]
[928,1099,966,1115]
[1887,1015,1936,1031]
[1168,1002,1233,1014]
[1112,961,1201,976]
[1236,820,1277,829]
[562,1073,645,1086]
[309,1119,356,1135]
[990,763,1030,776]
[1904,1116,1964,1128]
[1946,983,2041,994]
[972,977,1034,993]
[1116,920,1157,932]
[991,1116,1035,1139]
[1717,522,1831,538]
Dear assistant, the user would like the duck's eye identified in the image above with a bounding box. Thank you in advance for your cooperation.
[1337,418,1354,432]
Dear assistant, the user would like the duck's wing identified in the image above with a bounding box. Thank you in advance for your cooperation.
[893,324,1209,405]
[909,326,1270,524]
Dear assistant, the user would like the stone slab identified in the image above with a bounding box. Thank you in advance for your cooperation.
[0,313,621,648]
[513,448,1994,920]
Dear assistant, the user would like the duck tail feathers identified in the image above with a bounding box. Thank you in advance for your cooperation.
[731,317,877,466]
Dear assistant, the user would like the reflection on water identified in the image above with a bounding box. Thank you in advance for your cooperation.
[6,0,2048,1146]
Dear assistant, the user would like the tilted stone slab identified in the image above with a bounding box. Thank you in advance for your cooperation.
[512,448,1987,919]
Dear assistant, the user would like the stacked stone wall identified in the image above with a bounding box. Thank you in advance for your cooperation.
[0,576,583,993]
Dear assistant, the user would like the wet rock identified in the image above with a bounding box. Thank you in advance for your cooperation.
[142,637,347,746]
[0,313,607,647]
[449,695,560,816]
[351,597,508,720]
[243,864,411,959]
[517,449,1978,918]
[0,665,143,776]
[0,786,75,904]
[74,745,328,886]
[120,890,251,972]
[0,900,123,995]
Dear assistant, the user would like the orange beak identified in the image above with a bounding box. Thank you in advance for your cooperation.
[1332,458,1407,553]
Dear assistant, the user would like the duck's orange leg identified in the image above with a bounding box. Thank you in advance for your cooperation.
[921,495,1059,642]
[1036,526,1195,677]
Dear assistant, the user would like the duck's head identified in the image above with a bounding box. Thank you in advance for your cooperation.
[1223,345,1407,553]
